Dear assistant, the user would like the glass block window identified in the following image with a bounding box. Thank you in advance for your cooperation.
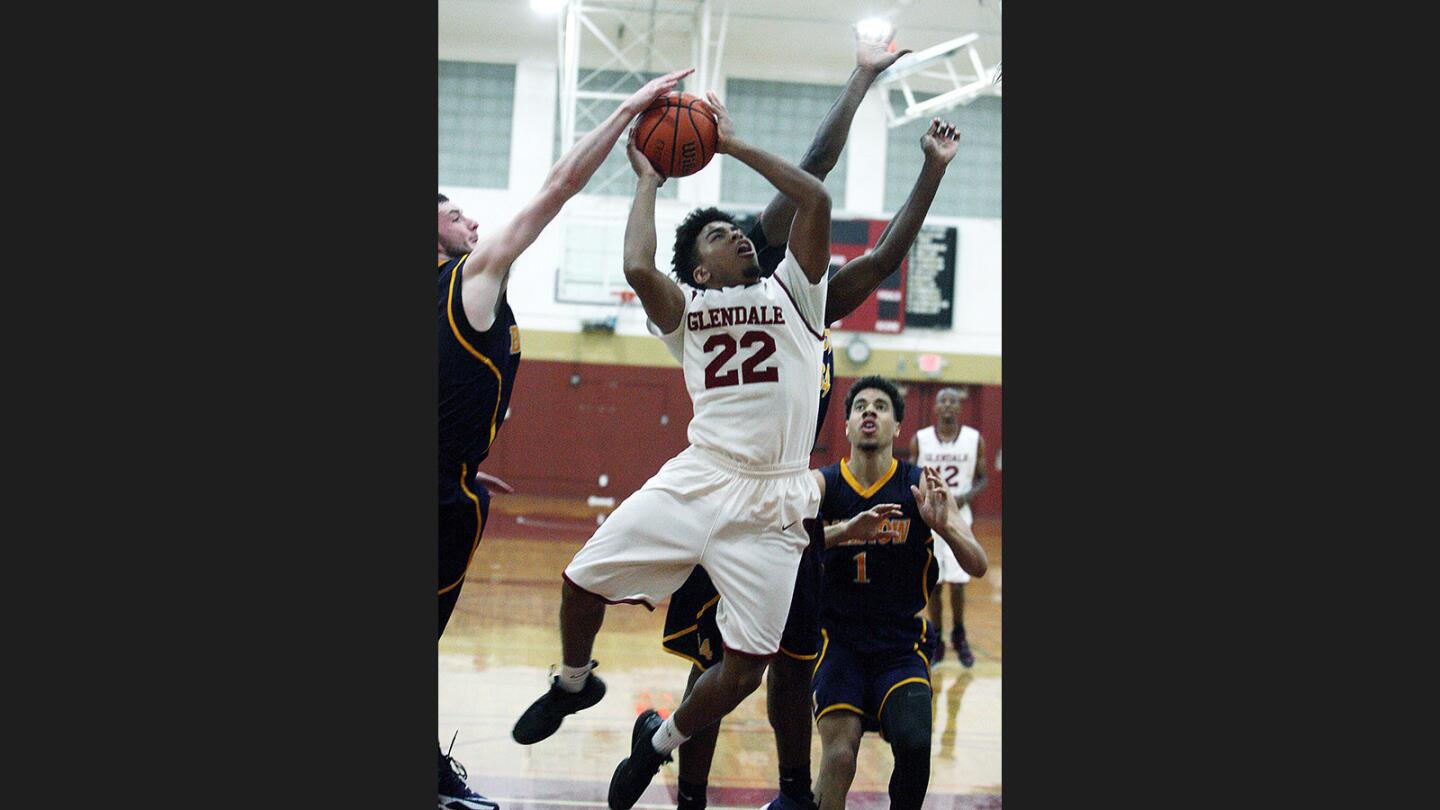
[884,94,1001,217]
[719,79,849,207]
[554,70,677,199]
[554,217,629,303]
[439,61,515,189]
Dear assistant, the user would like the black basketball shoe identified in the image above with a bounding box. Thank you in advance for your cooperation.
[512,661,607,744]
[607,709,671,810]
[439,735,499,810]
[952,626,975,668]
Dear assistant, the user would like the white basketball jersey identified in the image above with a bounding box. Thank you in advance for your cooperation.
[915,424,979,524]
[650,245,827,468]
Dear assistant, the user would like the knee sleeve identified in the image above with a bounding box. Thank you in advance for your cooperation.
[880,682,932,810]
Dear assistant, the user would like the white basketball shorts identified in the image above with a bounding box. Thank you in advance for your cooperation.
[932,503,974,584]
[564,445,820,656]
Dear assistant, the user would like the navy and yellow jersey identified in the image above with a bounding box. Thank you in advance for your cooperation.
[439,254,521,497]
[818,459,937,652]
[815,330,834,443]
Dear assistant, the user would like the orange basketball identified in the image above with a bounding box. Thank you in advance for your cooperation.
[634,92,718,178]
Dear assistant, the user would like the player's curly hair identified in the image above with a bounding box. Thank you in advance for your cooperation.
[845,375,906,423]
[671,206,736,286]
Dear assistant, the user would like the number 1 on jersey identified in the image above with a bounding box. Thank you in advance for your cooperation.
[853,551,869,584]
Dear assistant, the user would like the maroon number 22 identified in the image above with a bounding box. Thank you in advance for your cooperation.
[703,331,779,388]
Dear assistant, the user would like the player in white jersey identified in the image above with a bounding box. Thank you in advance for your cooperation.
[909,386,989,667]
[512,89,833,810]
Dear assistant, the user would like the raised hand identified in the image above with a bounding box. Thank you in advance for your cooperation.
[625,67,696,113]
[704,91,736,154]
[626,126,664,183]
[855,25,911,74]
[921,118,961,165]
[846,503,904,543]
[912,466,955,531]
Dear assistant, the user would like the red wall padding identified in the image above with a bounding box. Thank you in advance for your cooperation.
[482,359,1002,517]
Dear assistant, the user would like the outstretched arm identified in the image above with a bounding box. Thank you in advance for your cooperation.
[708,92,831,283]
[823,503,905,549]
[463,68,693,290]
[755,28,910,247]
[826,118,959,322]
[622,130,686,333]
[914,466,988,577]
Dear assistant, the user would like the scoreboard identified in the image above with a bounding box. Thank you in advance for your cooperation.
[735,215,956,334]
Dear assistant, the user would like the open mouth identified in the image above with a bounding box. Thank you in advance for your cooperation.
[860,419,877,434]
[737,242,754,256]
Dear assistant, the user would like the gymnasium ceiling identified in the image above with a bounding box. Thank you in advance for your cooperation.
[440,0,1002,92]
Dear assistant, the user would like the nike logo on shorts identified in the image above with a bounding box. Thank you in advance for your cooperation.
[782,521,798,531]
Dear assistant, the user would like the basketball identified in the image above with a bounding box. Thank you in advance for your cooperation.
[633,92,718,178]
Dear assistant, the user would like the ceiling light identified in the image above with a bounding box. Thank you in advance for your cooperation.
[856,17,893,42]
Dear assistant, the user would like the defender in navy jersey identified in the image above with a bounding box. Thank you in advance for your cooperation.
[437,67,694,810]
[659,116,965,810]
[810,376,987,810]
[438,250,522,638]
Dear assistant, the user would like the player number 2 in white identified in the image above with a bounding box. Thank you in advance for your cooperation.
[853,551,869,584]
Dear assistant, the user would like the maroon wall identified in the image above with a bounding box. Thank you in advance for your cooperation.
[484,359,1002,517]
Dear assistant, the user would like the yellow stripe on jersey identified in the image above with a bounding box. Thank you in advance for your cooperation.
[840,457,898,499]
[661,624,699,643]
[439,464,486,595]
[816,703,869,721]
[660,645,709,673]
[696,594,721,620]
[920,549,934,610]
[445,254,504,446]
[813,628,831,677]
[877,677,932,720]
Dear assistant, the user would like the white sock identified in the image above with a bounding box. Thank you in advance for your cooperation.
[557,662,592,693]
[650,714,690,755]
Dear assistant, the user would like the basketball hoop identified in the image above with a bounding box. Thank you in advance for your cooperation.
[582,290,637,335]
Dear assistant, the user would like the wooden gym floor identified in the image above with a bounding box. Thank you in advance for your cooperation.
[439,495,1002,809]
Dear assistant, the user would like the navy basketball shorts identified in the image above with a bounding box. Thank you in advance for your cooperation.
[811,621,939,735]
[439,468,491,639]
[662,519,824,670]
